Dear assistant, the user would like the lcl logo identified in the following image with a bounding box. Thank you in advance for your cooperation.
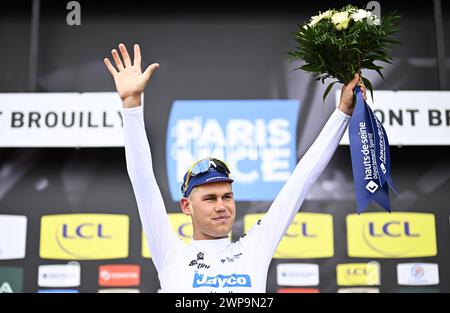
[285,221,317,238]
[346,268,369,276]
[177,222,193,238]
[62,223,112,239]
[368,221,420,237]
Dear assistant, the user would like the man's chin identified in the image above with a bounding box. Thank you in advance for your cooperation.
[211,229,231,239]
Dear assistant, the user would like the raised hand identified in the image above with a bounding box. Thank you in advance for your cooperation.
[104,43,159,108]
[338,73,367,116]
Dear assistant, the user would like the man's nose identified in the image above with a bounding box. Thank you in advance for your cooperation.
[215,198,226,211]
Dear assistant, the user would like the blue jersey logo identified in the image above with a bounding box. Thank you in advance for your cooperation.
[192,272,252,288]
[166,99,300,201]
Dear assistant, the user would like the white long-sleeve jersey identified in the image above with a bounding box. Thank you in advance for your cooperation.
[122,104,350,293]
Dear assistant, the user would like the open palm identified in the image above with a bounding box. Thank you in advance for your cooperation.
[104,43,159,107]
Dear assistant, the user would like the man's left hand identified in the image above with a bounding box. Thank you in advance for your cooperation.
[338,73,367,116]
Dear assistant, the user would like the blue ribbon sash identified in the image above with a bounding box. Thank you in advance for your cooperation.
[348,86,398,214]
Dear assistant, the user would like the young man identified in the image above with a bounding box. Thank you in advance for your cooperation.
[104,43,366,292]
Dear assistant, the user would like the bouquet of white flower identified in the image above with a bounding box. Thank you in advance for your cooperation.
[288,4,401,101]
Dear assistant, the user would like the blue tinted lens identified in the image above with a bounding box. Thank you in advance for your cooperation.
[190,159,211,176]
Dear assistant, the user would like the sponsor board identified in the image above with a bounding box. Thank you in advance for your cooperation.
[38,263,81,287]
[277,288,319,293]
[398,286,439,293]
[336,90,450,146]
[0,92,131,147]
[142,213,192,258]
[98,265,140,287]
[40,214,129,260]
[0,267,23,293]
[336,262,380,286]
[37,289,79,293]
[347,213,437,258]
[244,213,334,258]
[0,215,27,260]
[142,213,231,258]
[397,263,439,286]
[98,288,140,293]
[338,288,380,293]
[276,263,319,286]
[166,99,300,201]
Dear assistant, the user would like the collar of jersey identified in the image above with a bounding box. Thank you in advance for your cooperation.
[189,237,231,251]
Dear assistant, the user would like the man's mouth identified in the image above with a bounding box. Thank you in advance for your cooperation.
[212,216,230,223]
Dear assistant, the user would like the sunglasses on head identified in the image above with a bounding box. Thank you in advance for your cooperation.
[181,158,231,196]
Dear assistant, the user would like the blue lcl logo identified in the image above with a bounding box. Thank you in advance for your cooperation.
[177,222,192,239]
[369,222,420,237]
[62,223,111,239]
[285,222,317,238]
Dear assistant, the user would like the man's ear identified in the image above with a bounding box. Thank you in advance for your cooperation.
[180,197,192,216]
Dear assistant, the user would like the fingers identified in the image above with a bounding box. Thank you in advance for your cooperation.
[119,43,132,67]
[103,58,118,77]
[360,85,367,100]
[345,73,367,99]
[346,73,360,90]
[134,44,141,68]
[111,49,124,71]
[143,63,160,80]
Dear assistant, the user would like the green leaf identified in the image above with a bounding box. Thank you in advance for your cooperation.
[323,81,339,102]
[285,4,401,100]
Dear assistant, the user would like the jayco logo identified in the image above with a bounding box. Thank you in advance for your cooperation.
[192,272,251,288]
[166,100,300,201]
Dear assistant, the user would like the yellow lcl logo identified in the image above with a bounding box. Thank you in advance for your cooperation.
[141,213,233,258]
[142,213,192,258]
[40,214,129,260]
[347,212,437,258]
[244,213,334,258]
[336,263,380,286]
